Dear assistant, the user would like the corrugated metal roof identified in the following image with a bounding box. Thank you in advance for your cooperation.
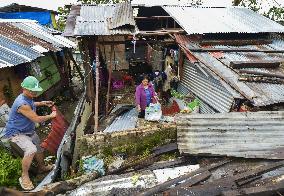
[109,2,136,29]
[163,6,284,34]
[0,23,58,52]
[131,0,193,7]
[177,111,284,159]
[175,34,284,107]
[64,2,137,36]
[104,108,138,133]
[12,22,75,48]
[0,35,42,66]
[0,20,76,68]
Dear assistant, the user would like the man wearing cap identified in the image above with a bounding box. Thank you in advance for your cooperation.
[3,76,57,190]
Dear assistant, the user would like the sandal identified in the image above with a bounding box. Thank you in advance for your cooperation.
[19,177,34,191]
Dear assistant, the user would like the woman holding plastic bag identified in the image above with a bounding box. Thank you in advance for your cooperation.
[135,75,159,118]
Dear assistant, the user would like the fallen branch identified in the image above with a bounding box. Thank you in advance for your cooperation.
[34,172,99,195]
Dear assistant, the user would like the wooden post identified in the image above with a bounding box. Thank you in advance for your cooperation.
[105,44,114,115]
[67,49,84,82]
[79,38,94,103]
[94,44,100,132]
[178,46,183,79]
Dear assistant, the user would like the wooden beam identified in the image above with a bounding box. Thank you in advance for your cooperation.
[94,43,100,132]
[79,39,94,103]
[135,16,172,19]
[67,50,84,82]
[239,69,284,79]
[137,159,231,196]
[177,160,284,196]
[188,47,284,53]
[230,60,281,69]
[221,180,284,196]
[200,39,272,46]
[105,44,114,116]
[164,171,211,195]
[98,39,175,45]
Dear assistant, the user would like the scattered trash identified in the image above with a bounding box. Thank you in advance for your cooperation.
[108,156,125,171]
[82,156,105,175]
[153,165,200,184]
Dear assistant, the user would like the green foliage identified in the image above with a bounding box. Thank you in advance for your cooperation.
[233,0,284,23]
[57,6,71,31]
[265,6,284,23]
[0,147,22,187]
[171,89,185,99]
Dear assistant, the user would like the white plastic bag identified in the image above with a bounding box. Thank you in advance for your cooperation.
[145,103,162,121]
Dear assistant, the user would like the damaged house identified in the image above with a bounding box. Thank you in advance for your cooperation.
[0,19,76,105]
[22,2,284,195]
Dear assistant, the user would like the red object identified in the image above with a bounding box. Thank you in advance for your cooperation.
[41,106,69,154]
[162,100,180,116]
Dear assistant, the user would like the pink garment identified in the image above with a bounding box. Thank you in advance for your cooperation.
[135,83,156,110]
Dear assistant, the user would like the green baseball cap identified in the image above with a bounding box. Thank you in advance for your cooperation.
[21,76,43,92]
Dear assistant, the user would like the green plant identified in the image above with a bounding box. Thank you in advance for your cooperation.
[0,147,22,187]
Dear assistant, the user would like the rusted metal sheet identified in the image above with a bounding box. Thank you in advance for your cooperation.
[110,2,136,29]
[65,3,137,36]
[163,7,284,34]
[0,20,76,68]
[177,111,284,159]
[0,23,58,52]
[12,22,75,48]
[63,5,81,37]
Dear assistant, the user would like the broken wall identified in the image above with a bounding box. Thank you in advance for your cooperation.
[98,36,128,71]
[77,124,177,159]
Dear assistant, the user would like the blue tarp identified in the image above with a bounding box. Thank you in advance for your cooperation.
[0,11,51,25]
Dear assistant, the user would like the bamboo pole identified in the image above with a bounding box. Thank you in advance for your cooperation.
[105,44,114,115]
[94,44,100,132]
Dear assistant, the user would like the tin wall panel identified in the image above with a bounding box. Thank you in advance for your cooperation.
[177,111,284,159]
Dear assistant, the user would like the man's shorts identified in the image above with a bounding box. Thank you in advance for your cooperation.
[10,133,43,156]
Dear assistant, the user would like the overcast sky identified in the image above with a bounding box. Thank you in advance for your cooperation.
[0,0,282,11]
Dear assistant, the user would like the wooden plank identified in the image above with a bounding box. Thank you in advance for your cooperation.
[67,50,84,82]
[239,70,284,79]
[105,44,114,115]
[137,159,231,196]
[164,170,211,196]
[188,47,284,53]
[221,181,284,196]
[200,39,273,46]
[230,60,281,69]
[176,160,284,196]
